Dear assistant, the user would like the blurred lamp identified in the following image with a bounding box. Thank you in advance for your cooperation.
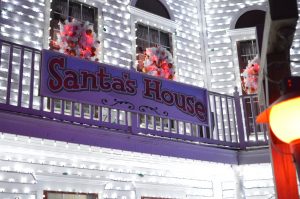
[256,76,300,144]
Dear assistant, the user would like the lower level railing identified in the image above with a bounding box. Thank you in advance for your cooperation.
[0,39,268,149]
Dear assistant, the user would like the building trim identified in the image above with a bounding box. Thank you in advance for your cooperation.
[229,6,267,30]
[130,0,175,21]
[128,6,178,31]
[0,111,270,165]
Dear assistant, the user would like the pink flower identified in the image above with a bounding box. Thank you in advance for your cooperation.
[145,64,157,72]
[151,55,159,63]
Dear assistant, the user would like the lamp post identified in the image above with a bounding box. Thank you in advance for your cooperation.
[257,76,300,176]
[256,0,299,197]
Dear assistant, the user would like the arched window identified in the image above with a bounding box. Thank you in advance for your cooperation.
[134,0,173,69]
[235,10,265,71]
[135,0,171,19]
[235,10,266,29]
[234,10,266,133]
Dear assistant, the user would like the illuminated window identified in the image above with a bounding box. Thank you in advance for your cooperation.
[134,0,173,71]
[235,10,265,95]
[237,39,258,85]
[49,0,98,49]
[136,23,172,54]
[233,10,265,134]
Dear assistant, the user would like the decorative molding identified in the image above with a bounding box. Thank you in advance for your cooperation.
[238,148,270,164]
[227,27,256,37]
[130,0,175,21]
[229,6,267,29]
[128,6,179,31]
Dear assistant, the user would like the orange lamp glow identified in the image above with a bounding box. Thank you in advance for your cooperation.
[257,76,300,144]
[269,97,300,143]
[257,96,300,144]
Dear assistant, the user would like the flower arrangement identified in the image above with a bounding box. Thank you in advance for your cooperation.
[137,46,175,80]
[241,56,260,94]
[56,19,100,61]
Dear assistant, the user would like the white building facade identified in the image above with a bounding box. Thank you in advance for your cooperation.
[1,0,299,198]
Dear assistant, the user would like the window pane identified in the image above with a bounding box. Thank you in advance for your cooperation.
[150,42,159,47]
[48,193,63,199]
[136,24,148,40]
[69,1,81,20]
[46,192,97,199]
[238,40,257,67]
[149,28,159,44]
[52,0,68,15]
[50,12,66,50]
[135,24,172,53]
[49,0,98,50]
[136,39,149,53]
[82,5,95,23]
[160,31,170,47]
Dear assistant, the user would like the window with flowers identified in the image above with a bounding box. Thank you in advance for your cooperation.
[234,10,265,95]
[48,0,99,113]
[136,24,175,80]
[136,23,175,80]
[134,0,175,80]
[237,39,259,95]
[49,0,98,50]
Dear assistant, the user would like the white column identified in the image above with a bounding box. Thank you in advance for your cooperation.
[232,165,245,199]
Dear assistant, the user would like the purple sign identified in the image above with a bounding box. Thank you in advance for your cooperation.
[40,50,208,125]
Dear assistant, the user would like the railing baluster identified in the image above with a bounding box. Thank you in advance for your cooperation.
[225,97,232,142]
[183,122,187,135]
[175,120,179,134]
[250,96,258,142]
[29,51,35,109]
[137,114,141,128]
[90,105,94,120]
[233,87,246,149]
[0,41,2,71]
[153,116,157,131]
[145,114,148,129]
[131,112,138,134]
[195,124,199,138]
[50,98,55,114]
[17,48,25,107]
[61,100,65,115]
[208,95,213,139]
[6,45,13,105]
[241,96,250,141]
[231,98,238,142]
[116,109,120,124]
[108,108,111,123]
[219,96,226,141]
[81,103,84,119]
[71,101,75,117]
[213,95,219,140]
[99,106,103,122]
[123,111,127,125]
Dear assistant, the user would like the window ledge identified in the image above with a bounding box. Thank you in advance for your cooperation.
[128,6,178,31]
[227,27,256,37]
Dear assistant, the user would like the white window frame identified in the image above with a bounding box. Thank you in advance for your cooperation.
[128,6,178,72]
[227,27,257,94]
[43,0,105,62]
